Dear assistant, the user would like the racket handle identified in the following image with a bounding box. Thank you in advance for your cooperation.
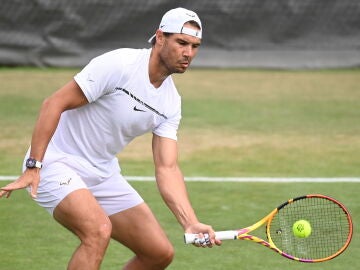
[184,230,238,244]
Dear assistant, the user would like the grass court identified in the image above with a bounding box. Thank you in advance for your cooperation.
[0,68,359,269]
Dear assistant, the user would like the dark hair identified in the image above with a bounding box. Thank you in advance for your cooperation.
[151,20,201,46]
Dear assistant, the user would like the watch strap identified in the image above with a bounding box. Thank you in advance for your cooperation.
[34,160,43,169]
[26,157,43,169]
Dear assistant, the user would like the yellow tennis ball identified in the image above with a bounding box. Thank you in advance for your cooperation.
[292,220,312,238]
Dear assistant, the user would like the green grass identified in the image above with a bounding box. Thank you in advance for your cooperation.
[0,181,358,270]
[1,68,360,176]
[0,68,359,269]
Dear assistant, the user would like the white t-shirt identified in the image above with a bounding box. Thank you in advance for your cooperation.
[48,48,181,176]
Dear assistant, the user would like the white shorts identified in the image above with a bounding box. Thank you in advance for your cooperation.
[25,151,144,216]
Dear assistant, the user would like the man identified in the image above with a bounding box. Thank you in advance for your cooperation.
[0,7,221,270]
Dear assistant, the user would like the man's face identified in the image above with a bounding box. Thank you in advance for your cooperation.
[158,23,201,74]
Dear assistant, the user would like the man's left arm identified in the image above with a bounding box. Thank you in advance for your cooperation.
[152,134,221,247]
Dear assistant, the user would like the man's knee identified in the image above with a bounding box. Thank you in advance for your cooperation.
[162,244,175,267]
[86,220,112,247]
[151,241,175,268]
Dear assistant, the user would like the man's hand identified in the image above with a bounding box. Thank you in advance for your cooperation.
[0,169,40,199]
[185,222,222,248]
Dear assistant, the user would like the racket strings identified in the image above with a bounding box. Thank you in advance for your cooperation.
[269,197,351,260]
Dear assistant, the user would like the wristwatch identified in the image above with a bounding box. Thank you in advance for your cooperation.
[26,157,43,169]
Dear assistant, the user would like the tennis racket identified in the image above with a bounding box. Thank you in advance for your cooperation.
[184,194,353,263]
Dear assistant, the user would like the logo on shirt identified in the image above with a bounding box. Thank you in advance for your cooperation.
[115,87,168,119]
[133,106,146,112]
[87,73,95,82]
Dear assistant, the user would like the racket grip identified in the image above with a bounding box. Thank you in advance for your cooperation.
[184,230,238,244]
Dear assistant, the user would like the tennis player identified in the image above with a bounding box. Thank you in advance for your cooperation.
[0,7,221,270]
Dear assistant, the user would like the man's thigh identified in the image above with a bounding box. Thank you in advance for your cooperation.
[53,188,111,239]
[109,203,172,256]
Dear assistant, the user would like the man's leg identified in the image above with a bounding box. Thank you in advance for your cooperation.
[109,203,174,270]
[53,189,112,270]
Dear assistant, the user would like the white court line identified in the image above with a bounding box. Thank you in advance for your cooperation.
[0,176,359,182]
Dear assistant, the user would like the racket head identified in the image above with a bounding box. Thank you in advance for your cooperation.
[267,194,353,262]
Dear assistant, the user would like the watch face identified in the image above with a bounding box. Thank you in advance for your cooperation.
[26,158,36,168]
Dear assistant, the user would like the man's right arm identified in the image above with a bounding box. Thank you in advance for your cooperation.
[29,79,88,162]
[0,79,88,199]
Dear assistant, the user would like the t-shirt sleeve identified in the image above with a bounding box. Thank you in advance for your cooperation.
[74,52,122,102]
[153,98,181,141]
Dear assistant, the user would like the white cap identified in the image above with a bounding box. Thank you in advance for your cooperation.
[148,7,202,43]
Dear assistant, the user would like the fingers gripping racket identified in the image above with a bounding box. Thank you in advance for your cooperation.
[184,194,353,263]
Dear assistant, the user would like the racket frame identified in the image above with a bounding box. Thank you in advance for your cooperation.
[184,194,353,263]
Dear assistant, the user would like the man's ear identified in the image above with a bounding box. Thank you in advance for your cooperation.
[155,30,165,45]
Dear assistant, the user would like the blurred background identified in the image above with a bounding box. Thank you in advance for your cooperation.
[1,0,360,69]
